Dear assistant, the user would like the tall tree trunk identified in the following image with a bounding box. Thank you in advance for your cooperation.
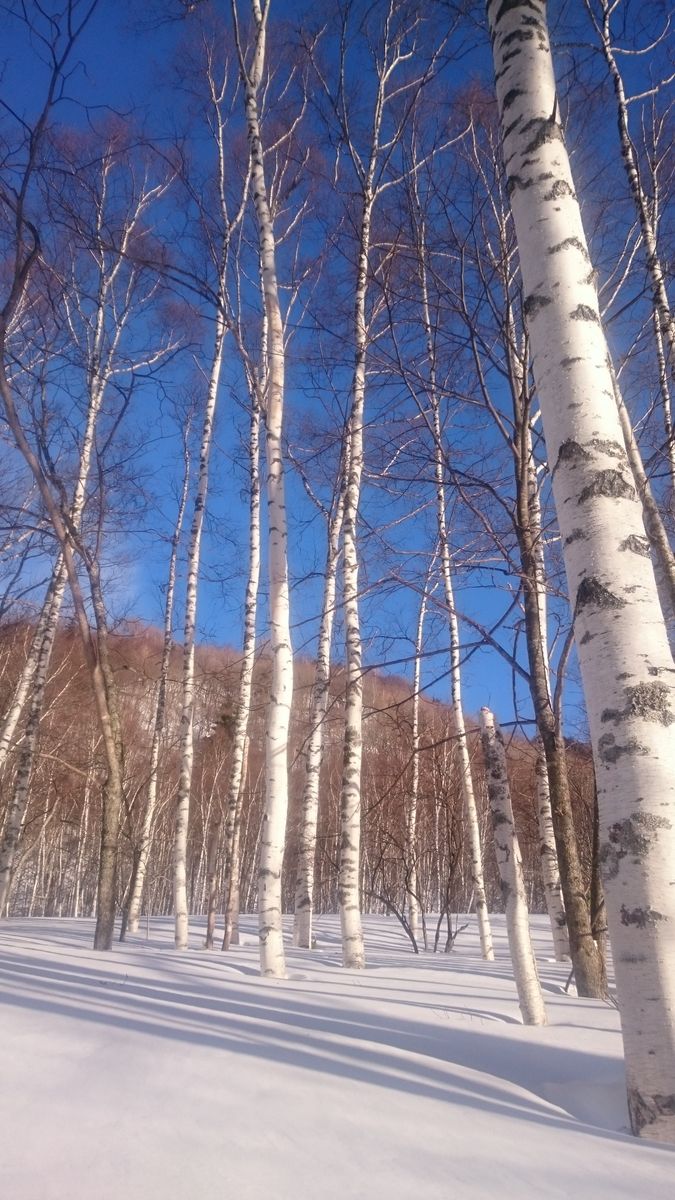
[337,191,372,970]
[234,0,293,978]
[123,433,190,938]
[220,391,262,952]
[406,585,427,944]
[591,1,675,380]
[0,559,63,776]
[513,411,572,963]
[480,707,547,1025]
[293,485,345,948]
[174,316,226,950]
[0,590,66,913]
[489,0,675,1140]
[413,194,494,961]
[611,368,675,638]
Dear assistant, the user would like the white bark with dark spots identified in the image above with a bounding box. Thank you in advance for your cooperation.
[489,0,675,1140]
[480,707,547,1026]
[234,0,293,978]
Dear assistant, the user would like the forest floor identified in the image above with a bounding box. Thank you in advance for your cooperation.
[0,913,673,1198]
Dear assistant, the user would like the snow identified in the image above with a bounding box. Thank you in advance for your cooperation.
[0,914,673,1198]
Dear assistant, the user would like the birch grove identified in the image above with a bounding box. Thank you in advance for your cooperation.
[2,0,675,1145]
[232,0,294,978]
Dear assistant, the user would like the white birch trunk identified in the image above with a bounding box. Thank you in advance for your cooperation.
[125,437,190,937]
[223,737,249,949]
[234,0,293,977]
[480,707,547,1026]
[406,586,427,944]
[593,2,675,381]
[0,276,121,917]
[533,739,569,959]
[222,394,261,951]
[338,200,371,970]
[611,369,675,640]
[0,561,63,776]
[489,0,675,1139]
[174,317,226,950]
[526,424,569,959]
[432,391,494,963]
[293,487,345,948]
[412,193,494,960]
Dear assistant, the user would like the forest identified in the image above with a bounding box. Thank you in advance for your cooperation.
[1,0,674,1177]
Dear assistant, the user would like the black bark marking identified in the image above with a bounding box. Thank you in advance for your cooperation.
[561,356,583,368]
[548,236,588,259]
[490,0,542,24]
[523,292,552,318]
[629,1089,675,1134]
[574,576,625,616]
[554,438,591,473]
[503,115,524,141]
[602,681,674,727]
[600,812,671,881]
[502,28,534,48]
[570,304,599,323]
[502,87,524,110]
[578,469,635,504]
[521,114,563,153]
[507,171,553,194]
[597,733,648,764]
[544,179,574,200]
[620,534,651,557]
[620,905,665,928]
[564,527,587,546]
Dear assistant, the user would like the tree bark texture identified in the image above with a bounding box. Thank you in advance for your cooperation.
[489,0,675,1140]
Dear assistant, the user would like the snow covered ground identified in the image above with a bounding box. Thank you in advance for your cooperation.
[0,913,673,1199]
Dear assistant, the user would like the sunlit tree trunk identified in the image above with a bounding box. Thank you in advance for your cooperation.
[0,560,63,776]
[490,0,675,1140]
[427,332,494,962]
[220,392,261,951]
[590,1,674,415]
[174,316,226,950]
[233,0,293,977]
[406,584,427,944]
[293,484,345,948]
[480,707,547,1026]
[123,432,190,938]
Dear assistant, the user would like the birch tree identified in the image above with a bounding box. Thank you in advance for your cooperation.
[122,422,191,938]
[292,447,346,949]
[220,385,261,952]
[480,707,547,1025]
[584,0,674,483]
[489,0,675,1140]
[232,0,294,977]
[407,175,494,961]
[308,0,450,969]
[171,38,250,951]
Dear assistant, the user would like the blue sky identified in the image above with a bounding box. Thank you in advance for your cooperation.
[3,0,665,737]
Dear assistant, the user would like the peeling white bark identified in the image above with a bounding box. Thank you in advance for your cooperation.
[489,0,675,1140]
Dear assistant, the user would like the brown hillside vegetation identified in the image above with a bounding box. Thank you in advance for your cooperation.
[0,619,595,933]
